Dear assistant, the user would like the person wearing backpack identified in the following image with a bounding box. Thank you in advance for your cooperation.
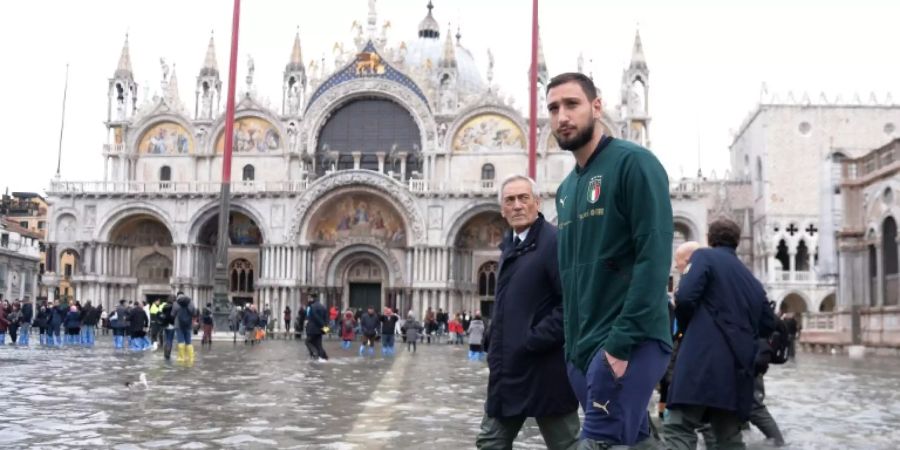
[171,292,197,362]
[201,303,214,348]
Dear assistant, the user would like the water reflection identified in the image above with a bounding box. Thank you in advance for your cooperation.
[0,341,897,449]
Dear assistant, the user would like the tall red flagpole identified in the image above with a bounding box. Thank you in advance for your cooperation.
[528,0,539,179]
[213,0,241,318]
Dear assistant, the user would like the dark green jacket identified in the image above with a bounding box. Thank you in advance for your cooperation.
[556,137,673,372]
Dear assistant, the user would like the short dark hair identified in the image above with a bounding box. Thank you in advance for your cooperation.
[708,218,742,249]
[546,72,598,101]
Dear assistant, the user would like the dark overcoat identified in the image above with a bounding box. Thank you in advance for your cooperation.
[484,214,578,418]
[669,246,775,420]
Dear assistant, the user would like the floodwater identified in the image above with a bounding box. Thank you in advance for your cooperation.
[0,335,898,449]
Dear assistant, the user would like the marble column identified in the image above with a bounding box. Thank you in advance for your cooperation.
[376,152,386,174]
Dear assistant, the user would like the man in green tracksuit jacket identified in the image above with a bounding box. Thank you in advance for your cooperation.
[548,72,673,448]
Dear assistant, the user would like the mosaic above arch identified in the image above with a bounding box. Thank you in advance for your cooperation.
[456,212,508,249]
[452,114,525,152]
[216,117,282,153]
[139,122,193,155]
[198,212,263,246]
[309,193,406,247]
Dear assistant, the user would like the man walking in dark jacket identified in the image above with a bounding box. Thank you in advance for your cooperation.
[664,219,776,449]
[305,296,328,361]
[476,175,579,450]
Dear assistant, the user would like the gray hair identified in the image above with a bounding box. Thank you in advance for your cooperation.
[497,174,540,204]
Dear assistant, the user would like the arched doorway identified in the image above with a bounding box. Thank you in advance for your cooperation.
[108,214,174,306]
[477,261,498,319]
[229,258,255,308]
[869,244,878,306]
[780,292,809,320]
[882,217,898,306]
[346,258,385,312]
[454,211,507,316]
[819,293,836,312]
[197,211,264,307]
[58,249,80,302]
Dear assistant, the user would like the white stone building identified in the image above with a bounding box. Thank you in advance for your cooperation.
[0,218,42,304]
[43,2,705,329]
[729,93,900,321]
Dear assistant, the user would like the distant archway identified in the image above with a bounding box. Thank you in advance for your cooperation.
[780,292,809,319]
[819,293,836,312]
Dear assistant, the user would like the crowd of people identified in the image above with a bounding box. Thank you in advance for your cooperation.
[0,292,213,364]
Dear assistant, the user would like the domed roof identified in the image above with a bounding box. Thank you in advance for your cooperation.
[418,1,439,38]
[404,35,485,94]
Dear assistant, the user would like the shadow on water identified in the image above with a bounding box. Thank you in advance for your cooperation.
[1,339,898,449]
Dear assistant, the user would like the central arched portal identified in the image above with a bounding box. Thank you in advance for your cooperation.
[196,211,263,308]
[309,189,410,313]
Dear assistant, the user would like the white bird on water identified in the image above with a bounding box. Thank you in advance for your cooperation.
[126,373,150,390]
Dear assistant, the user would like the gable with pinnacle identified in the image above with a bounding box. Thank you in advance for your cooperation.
[306,40,430,113]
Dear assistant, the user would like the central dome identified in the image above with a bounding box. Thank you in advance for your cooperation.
[403,36,485,95]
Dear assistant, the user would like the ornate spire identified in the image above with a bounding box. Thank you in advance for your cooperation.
[537,28,548,83]
[291,28,303,65]
[200,31,219,77]
[418,1,439,39]
[629,29,647,71]
[167,64,181,101]
[286,26,304,71]
[440,22,457,68]
[367,0,378,38]
[455,25,461,45]
[115,34,134,79]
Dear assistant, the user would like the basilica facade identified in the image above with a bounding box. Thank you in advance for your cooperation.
[42,2,706,329]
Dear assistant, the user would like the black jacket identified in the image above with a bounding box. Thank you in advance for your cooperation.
[21,303,33,324]
[669,247,775,420]
[380,314,399,335]
[360,312,380,336]
[82,305,100,326]
[484,214,578,418]
[128,307,148,333]
[305,301,327,336]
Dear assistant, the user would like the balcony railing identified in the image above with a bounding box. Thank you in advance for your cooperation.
[843,139,900,180]
[773,269,817,283]
[804,312,836,331]
[103,143,126,153]
[49,180,311,195]
[670,179,703,194]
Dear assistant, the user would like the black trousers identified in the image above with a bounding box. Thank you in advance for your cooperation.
[307,334,328,359]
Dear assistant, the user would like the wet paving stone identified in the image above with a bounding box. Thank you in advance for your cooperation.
[1,336,898,449]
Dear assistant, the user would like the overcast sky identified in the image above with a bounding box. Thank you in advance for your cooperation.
[1,0,897,194]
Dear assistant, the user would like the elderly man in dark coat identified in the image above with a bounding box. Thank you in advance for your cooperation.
[476,175,579,450]
[664,218,775,449]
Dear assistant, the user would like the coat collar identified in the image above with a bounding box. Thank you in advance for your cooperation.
[713,246,737,256]
[499,213,545,257]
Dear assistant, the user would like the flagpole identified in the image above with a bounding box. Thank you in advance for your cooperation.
[56,63,70,177]
[213,0,241,320]
[528,0,539,179]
